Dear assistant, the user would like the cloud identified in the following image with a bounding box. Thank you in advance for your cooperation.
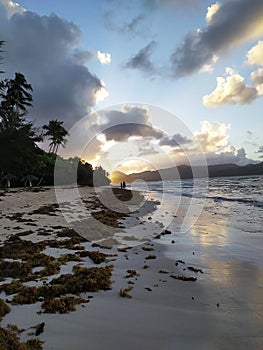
[0,5,105,127]
[193,121,230,153]
[104,12,145,37]
[101,106,163,142]
[143,0,202,10]
[0,0,25,18]
[200,54,218,73]
[171,0,263,77]
[97,50,111,65]
[159,133,191,147]
[203,68,258,107]
[204,147,257,165]
[251,68,263,95]
[246,40,263,66]
[137,138,159,157]
[73,49,94,64]
[124,15,145,34]
[256,146,263,153]
[206,2,221,24]
[125,41,157,75]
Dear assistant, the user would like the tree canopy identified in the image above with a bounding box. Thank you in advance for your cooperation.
[43,119,69,153]
[0,40,109,187]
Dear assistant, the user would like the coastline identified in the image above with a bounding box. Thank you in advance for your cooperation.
[0,186,262,349]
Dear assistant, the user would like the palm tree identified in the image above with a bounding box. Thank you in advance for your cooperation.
[0,72,33,129]
[0,41,4,74]
[43,119,69,153]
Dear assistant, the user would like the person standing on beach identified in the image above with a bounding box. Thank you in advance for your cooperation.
[123,181,126,189]
[120,182,123,189]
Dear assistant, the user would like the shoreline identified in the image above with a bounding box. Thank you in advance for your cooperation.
[0,186,263,349]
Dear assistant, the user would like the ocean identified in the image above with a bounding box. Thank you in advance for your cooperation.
[128,175,263,264]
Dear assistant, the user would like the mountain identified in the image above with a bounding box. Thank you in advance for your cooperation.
[110,162,263,183]
[110,170,130,184]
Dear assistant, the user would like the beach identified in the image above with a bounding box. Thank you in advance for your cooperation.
[0,182,263,350]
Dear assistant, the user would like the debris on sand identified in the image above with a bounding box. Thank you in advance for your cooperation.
[119,286,134,298]
[170,274,197,282]
[187,266,204,274]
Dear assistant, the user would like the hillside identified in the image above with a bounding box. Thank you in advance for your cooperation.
[110,162,263,183]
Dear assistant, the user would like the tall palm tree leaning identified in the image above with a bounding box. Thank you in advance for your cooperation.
[1,72,33,129]
[42,119,69,154]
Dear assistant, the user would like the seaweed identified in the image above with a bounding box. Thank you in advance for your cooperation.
[145,255,157,260]
[141,246,154,251]
[0,235,45,260]
[170,274,197,282]
[124,270,140,278]
[77,251,108,264]
[0,326,43,350]
[12,286,40,305]
[30,203,59,216]
[143,265,150,269]
[58,254,82,265]
[41,296,86,314]
[187,266,204,273]
[0,280,24,295]
[56,228,88,242]
[34,322,45,336]
[0,299,10,319]
[50,265,113,294]
[119,286,134,298]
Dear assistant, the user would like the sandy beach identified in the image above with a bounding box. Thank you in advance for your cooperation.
[0,186,262,350]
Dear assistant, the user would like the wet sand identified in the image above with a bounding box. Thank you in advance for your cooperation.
[0,186,262,350]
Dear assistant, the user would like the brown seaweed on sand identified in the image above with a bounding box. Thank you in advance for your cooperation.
[187,266,204,273]
[0,326,44,350]
[0,299,10,319]
[119,286,134,298]
[41,296,87,314]
[145,254,157,260]
[170,274,197,282]
[124,269,140,278]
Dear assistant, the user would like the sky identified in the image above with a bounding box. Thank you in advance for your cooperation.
[0,0,263,173]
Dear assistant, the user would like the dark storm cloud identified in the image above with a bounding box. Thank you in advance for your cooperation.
[125,41,157,74]
[0,8,102,127]
[104,123,163,142]
[101,106,164,142]
[171,0,263,77]
[159,133,192,147]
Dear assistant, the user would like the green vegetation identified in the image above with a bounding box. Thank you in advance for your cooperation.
[0,41,110,187]
[43,119,68,154]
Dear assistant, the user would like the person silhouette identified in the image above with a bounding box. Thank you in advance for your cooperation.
[123,181,126,189]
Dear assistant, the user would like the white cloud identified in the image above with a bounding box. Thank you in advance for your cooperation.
[206,2,221,24]
[251,68,263,95]
[193,121,230,153]
[203,67,258,107]
[97,50,111,65]
[247,40,263,66]
[95,80,109,102]
[0,0,25,17]
[200,54,218,73]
